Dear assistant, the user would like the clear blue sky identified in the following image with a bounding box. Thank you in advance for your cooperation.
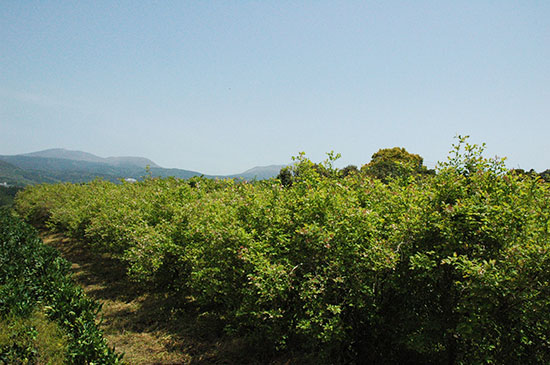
[1,1,549,174]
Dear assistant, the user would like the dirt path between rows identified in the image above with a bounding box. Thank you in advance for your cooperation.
[41,232,261,365]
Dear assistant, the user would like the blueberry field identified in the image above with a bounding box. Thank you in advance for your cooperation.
[9,139,550,364]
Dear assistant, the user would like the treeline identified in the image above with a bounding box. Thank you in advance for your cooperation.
[13,138,550,364]
[0,208,122,363]
[278,147,550,186]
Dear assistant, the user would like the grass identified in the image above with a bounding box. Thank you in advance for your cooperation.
[41,233,304,365]
[0,309,68,365]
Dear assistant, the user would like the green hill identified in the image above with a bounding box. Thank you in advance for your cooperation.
[0,154,205,185]
[0,160,58,186]
[22,148,159,168]
[0,149,284,186]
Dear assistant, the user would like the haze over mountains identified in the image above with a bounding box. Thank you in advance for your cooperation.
[0,148,285,186]
[22,148,160,168]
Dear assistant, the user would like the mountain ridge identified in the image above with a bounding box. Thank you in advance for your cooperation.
[0,148,285,186]
[22,148,159,168]
[229,164,286,180]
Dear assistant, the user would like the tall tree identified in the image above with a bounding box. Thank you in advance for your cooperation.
[361,147,429,182]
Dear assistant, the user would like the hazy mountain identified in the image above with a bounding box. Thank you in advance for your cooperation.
[22,148,159,168]
[0,149,284,186]
[23,148,106,163]
[150,167,209,180]
[105,156,159,168]
[0,152,206,185]
[231,165,286,180]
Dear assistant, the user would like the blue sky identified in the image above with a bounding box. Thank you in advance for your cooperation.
[1,1,549,174]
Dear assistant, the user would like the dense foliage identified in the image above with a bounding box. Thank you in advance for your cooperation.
[361,146,433,182]
[0,186,21,207]
[0,207,122,364]
[14,139,550,363]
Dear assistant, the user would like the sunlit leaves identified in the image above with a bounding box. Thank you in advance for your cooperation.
[13,140,550,363]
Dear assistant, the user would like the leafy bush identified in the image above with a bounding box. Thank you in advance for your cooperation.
[0,186,21,208]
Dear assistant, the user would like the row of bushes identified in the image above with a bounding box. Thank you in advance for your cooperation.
[14,140,550,363]
[0,207,122,364]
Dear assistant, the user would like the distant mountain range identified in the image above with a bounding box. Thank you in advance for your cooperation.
[22,148,160,168]
[0,148,285,186]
